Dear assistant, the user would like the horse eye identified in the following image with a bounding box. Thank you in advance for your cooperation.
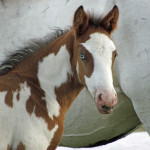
[80,52,86,60]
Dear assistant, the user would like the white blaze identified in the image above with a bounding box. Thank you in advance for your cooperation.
[81,33,116,96]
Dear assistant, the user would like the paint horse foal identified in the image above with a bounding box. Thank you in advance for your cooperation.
[0,6,119,150]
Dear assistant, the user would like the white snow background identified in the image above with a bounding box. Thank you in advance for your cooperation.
[57,132,150,150]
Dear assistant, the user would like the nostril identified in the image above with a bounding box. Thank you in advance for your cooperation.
[99,94,102,100]
[97,94,104,106]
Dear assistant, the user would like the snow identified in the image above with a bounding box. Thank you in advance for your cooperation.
[57,132,150,150]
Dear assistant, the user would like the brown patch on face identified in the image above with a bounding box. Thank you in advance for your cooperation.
[111,50,117,75]
[16,142,25,150]
[77,45,94,85]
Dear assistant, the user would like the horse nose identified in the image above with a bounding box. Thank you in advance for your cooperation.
[98,92,117,106]
[96,91,117,112]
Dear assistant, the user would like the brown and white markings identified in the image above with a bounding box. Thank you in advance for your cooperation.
[0,5,119,150]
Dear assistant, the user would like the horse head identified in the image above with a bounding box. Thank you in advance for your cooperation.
[73,5,119,114]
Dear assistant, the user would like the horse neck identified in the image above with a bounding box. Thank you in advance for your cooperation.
[14,30,83,112]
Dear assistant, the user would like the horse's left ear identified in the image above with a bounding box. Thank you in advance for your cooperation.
[101,5,119,34]
[73,6,89,37]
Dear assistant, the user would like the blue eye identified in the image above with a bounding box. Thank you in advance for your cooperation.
[80,52,86,60]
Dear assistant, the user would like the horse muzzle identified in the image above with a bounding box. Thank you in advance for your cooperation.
[95,89,117,114]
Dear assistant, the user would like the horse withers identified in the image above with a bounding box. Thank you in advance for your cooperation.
[0,5,119,150]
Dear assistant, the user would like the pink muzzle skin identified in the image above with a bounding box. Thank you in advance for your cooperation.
[95,89,117,114]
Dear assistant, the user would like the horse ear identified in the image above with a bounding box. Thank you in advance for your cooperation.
[73,6,89,37]
[101,5,119,34]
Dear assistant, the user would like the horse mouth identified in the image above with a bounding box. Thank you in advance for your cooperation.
[97,107,113,114]
[95,101,114,114]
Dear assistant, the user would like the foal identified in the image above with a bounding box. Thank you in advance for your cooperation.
[0,5,119,150]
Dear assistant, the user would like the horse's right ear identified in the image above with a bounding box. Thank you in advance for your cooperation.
[73,6,89,37]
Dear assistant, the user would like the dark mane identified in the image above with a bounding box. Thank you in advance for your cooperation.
[0,28,70,76]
